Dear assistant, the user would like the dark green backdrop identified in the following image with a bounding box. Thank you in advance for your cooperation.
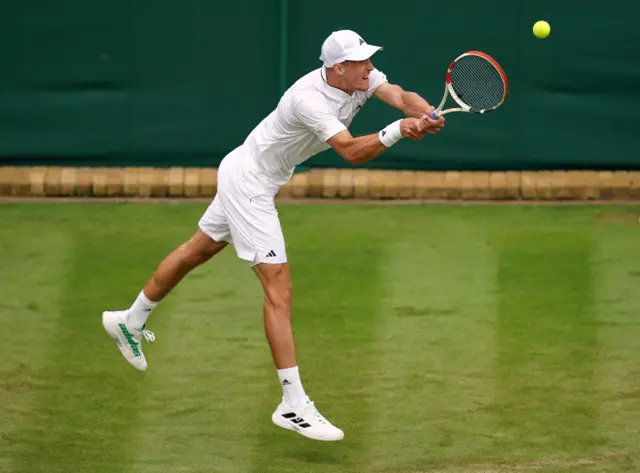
[1,0,638,170]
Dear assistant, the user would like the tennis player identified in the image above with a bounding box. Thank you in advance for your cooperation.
[102,29,445,442]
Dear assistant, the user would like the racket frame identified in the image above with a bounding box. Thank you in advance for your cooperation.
[432,51,508,117]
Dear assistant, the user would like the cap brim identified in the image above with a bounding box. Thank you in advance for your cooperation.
[344,44,383,62]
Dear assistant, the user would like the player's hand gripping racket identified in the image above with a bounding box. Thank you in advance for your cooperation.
[429,51,508,119]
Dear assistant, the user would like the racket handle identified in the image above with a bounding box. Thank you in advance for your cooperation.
[429,111,440,119]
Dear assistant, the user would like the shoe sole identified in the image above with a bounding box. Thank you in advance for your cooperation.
[271,412,344,441]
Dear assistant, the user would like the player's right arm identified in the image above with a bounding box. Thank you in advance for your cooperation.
[326,130,387,165]
[327,122,428,166]
[293,96,440,166]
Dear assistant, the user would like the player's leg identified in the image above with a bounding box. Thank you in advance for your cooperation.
[221,181,344,440]
[209,147,343,440]
[251,261,344,441]
[129,229,228,326]
[252,262,297,369]
[102,195,231,371]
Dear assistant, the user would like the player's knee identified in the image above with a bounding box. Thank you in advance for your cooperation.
[177,242,207,265]
[181,232,226,264]
[279,282,293,309]
[268,284,291,312]
[265,274,292,312]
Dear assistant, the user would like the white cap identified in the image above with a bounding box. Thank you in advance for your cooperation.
[319,30,382,67]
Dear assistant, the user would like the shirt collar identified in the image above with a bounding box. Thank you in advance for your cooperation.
[318,67,353,102]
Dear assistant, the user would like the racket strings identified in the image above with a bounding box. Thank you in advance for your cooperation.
[450,55,505,111]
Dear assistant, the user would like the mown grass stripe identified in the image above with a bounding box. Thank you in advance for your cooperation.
[364,217,497,473]
[7,204,196,473]
[493,230,599,462]
[593,225,640,467]
[0,220,71,473]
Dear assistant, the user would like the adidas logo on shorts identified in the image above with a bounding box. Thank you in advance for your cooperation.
[266,250,277,258]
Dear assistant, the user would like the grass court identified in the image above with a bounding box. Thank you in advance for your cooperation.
[1,202,639,473]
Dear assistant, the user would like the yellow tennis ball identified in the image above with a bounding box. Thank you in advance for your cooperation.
[533,20,551,39]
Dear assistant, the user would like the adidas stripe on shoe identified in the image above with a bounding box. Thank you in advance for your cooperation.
[272,396,344,441]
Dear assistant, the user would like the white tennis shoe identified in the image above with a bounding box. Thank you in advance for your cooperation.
[102,310,155,371]
[272,396,344,441]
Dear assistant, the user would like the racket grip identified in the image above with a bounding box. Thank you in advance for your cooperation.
[429,111,440,119]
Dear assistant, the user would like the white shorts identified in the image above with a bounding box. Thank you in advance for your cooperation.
[198,146,287,266]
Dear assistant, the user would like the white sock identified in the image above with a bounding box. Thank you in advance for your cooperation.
[127,290,157,330]
[277,366,308,406]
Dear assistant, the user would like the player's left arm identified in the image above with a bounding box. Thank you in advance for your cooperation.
[373,82,434,118]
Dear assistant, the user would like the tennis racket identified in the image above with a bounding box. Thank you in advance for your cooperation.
[429,51,508,119]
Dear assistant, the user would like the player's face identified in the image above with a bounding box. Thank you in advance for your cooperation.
[342,59,374,93]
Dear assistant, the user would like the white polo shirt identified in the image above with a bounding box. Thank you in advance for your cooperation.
[242,67,388,187]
